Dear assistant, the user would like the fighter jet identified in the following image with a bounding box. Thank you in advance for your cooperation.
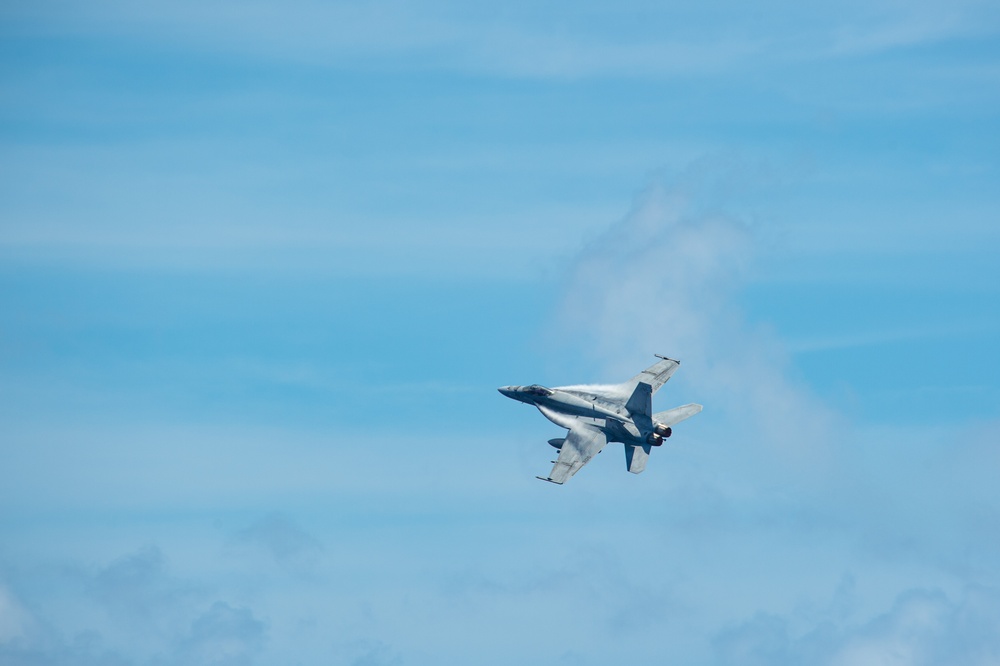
[499,355,702,484]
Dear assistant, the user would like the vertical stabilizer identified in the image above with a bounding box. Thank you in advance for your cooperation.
[625,382,653,416]
[624,444,651,474]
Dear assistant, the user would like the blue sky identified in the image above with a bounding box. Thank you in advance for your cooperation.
[1,1,999,664]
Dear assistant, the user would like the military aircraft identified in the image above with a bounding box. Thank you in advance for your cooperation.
[499,355,702,484]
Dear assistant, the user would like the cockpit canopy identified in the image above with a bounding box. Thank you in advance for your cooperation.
[524,384,553,397]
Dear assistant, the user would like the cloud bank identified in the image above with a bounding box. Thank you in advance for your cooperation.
[547,167,1000,663]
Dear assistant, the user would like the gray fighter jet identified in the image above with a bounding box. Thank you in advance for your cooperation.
[499,355,702,484]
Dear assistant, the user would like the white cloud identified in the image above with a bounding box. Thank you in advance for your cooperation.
[227,514,323,574]
[172,601,267,666]
[2,1,760,78]
[0,546,272,666]
[0,584,31,643]
[551,168,836,470]
[548,166,1000,662]
[714,585,1000,666]
[8,0,997,79]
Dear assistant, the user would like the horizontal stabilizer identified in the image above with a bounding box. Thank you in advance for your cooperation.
[652,403,703,427]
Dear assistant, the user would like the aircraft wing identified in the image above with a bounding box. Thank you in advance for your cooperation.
[625,355,681,395]
[538,425,608,485]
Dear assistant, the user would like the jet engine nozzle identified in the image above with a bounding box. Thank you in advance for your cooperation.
[646,433,663,447]
[547,438,566,450]
[653,423,673,438]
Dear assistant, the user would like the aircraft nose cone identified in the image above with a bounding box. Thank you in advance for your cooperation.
[498,386,516,397]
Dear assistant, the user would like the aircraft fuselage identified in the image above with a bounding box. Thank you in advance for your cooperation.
[497,384,650,445]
